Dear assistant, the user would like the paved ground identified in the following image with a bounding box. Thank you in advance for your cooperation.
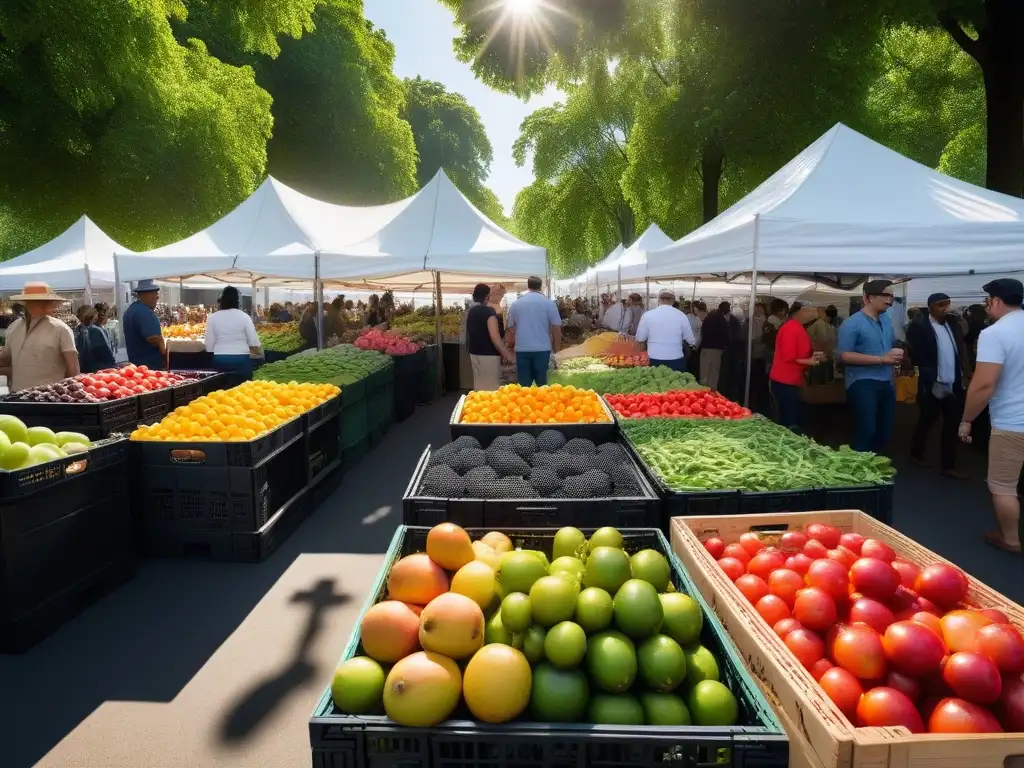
[2,394,1021,768]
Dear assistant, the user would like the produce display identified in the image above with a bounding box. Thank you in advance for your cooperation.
[331,523,738,727]
[459,384,611,425]
[556,356,611,373]
[567,332,628,358]
[600,351,649,368]
[162,323,205,340]
[130,380,338,441]
[254,345,389,386]
[419,432,644,499]
[606,390,751,420]
[0,414,95,470]
[549,366,700,395]
[7,366,200,403]
[258,322,304,352]
[623,417,895,492]
[706,522,1024,734]
[354,328,422,356]
[390,313,462,342]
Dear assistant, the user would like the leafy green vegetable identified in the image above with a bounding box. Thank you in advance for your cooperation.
[622,417,894,492]
[255,345,390,387]
[549,365,702,395]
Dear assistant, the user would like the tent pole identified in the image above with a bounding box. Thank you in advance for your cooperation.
[315,251,324,350]
[645,278,650,311]
[433,271,445,391]
[617,266,623,333]
[84,264,93,306]
[250,279,258,321]
[744,215,761,408]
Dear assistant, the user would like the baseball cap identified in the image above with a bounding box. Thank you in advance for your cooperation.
[982,278,1024,303]
[863,279,894,296]
[927,292,951,306]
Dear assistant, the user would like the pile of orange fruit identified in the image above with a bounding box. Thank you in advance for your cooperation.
[459,384,611,424]
[163,323,206,340]
[130,380,339,442]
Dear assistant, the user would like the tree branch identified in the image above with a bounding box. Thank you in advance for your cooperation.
[937,11,984,64]
[649,60,671,88]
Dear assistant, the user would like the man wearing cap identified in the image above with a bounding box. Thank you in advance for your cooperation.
[906,292,967,478]
[0,282,79,391]
[959,278,1024,554]
[635,290,696,372]
[122,279,166,370]
[837,279,904,453]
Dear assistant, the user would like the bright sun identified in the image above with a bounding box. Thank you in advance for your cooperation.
[506,0,539,16]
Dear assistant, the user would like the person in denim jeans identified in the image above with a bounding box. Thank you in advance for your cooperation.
[837,280,904,453]
[507,276,562,387]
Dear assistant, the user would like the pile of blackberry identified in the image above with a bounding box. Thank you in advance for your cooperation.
[419,431,642,499]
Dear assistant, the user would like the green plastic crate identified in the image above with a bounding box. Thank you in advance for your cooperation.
[310,526,788,768]
[339,398,368,447]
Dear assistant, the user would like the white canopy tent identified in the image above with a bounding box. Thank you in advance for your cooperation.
[595,224,675,287]
[646,123,1024,282]
[0,216,128,299]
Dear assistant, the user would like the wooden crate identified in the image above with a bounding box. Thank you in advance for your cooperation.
[670,510,1024,768]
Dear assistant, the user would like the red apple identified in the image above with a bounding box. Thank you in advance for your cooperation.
[915,564,969,610]
[807,559,850,601]
[860,538,896,563]
[928,697,1004,733]
[996,676,1024,732]
[975,624,1024,676]
[793,587,838,632]
[942,652,1003,704]
[839,533,866,555]
[849,597,896,634]
[882,620,947,678]
[833,624,887,680]
[850,557,901,600]
[805,523,842,549]
[856,687,924,732]
[891,560,921,589]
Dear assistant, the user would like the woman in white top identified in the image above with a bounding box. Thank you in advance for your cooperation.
[204,286,262,382]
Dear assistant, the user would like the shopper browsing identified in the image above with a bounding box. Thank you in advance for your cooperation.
[959,278,1024,554]
[836,280,903,454]
[0,282,79,391]
[506,276,562,387]
[465,283,513,391]
[769,302,824,433]
[122,279,166,369]
[205,286,262,382]
[635,290,696,372]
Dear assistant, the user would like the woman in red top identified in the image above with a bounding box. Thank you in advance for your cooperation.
[770,302,824,432]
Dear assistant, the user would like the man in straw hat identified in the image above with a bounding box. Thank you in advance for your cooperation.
[0,282,79,391]
[122,279,166,369]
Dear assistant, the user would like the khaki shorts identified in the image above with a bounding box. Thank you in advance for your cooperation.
[988,428,1024,497]
[469,354,501,391]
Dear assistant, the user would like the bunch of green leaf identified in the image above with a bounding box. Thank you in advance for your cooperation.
[622,417,895,492]
[255,345,389,386]
[557,356,610,371]
[258,323,305,352]
[549,365,700,395]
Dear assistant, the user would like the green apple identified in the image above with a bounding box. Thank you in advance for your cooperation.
[25,444,60,467]
[0,441,29,470]
[0,430,9,450]
[0,414,29,444]
[61,442,90,455]
[26,426,58,447]
[55,431,91,447]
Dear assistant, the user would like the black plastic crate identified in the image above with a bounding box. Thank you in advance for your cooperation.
[0,396,140,439]
[134,416,304,469]
[442,341,461,392]
[138,387,173,420]
[393,372,418,422]
[402,444,661,529]
[366,363,394,394]
[391,348,426,376]
[0,437,129,501]
[416,345,440,404]
[141,437,311,562]
[170,371,227,408]
[309,526,788,768]
[449,395,618,443]
[1,454,134,652]
[366,382,393,439]
[308,415,342,486]
[736,488,823,515]
[822,482,894,525]
[304,394,342,432]
[341,435,370,470]
[340,378,366,406]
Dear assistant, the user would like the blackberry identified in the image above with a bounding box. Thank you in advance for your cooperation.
[553,452,578,478]
[452,435,481,451]
[510,432,537,459]
[453,448,487,473]
[592,451,623,473]
[563,454,592,477]
[579,469,612,496]
[488,435,515,451]
[530,451,556,468]
[465,477,500,499]
[536,429,566,452]
[492,476,534,499]
[563,475,598,498]
[597,442,626,461]
[564,437,597,455]
[427,443,460,468]
[464,465,498,484]
[529,467,562,496]
[608,464,637,486]
[488,450,531,478]
[421,466,465,497]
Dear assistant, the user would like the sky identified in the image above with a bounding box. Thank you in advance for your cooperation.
[364,0,561,215]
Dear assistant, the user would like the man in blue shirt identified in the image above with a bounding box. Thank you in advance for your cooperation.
[122,279,166,369]
[507,276,562,387]
[837,279,905,453]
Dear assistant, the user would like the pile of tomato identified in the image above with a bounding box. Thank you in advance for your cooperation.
[604,389,752,419]
[75,365,187,401]
[706,523,1024,734]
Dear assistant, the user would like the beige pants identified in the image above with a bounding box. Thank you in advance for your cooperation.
[470,354,501,391]
[700,349,723,391]
[988,428,1024,496]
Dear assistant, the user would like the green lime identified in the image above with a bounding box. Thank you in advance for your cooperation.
[588,693,644,724]
[640,692,691,725]
[550,556,585,582]
[500,592,532,632]
[485,609,523,648]
[530,662,589,722]
[585,630,637,693]
[543,621,587,668]
[575,587,614,633]
[552,526,587,559]
[637,634,687,692]
[530,575,580,627]
[583,546,631,593]
[629,549,671,592]
[613,579,664,639]
[687,680,738,726]
[683,645,720,686]
[522,624,547,663]
[589,527,624,549]
[331,656,385,714]
[660,593,703,646]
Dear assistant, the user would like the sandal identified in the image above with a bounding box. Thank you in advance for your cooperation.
[983,531,1022,554]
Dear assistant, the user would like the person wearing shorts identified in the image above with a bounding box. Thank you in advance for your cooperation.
[960,278,1024,554]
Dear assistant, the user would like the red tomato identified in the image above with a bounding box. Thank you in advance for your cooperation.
[849,558,901,601]
[785,628,825,671]
[739,532,765,557]
[980,608,1011,624]
[722,543,751,565]
[807,559,850,601]
[856,687,925,733]
[703,537,726,559]
[826,546,858,570]
[940,610,993,653]
[735,574,770,605]
[891,560,921,589]
[838,533,866,555]
[849,598,896,635]
[747,551,785,582]
[780,531,808,553]
[803,540,829,560]
[96,387,111,399]
[773,618,803,639]
[805,523,841,549]
[860,538,896,563]
[885,670,921,702]
[910,611,943,637]
[819,667,863,720]
[833,624,887,680]
[784,553,813,576]
[915,564,969,610]
[928,697,1004,733]
[942,652,1002,704]
[975,624,1024,676]
[767,568,805,608]
[882,620,947,678]
[756,595,791,626]
[718,557,747,582]
[793,587,838,632]
[809,658,834,682]
[996,676,1024,732]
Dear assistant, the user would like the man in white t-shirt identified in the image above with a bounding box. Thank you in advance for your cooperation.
[601,295,624,332]
[960,278,1024,554]
[635,290,696,372]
